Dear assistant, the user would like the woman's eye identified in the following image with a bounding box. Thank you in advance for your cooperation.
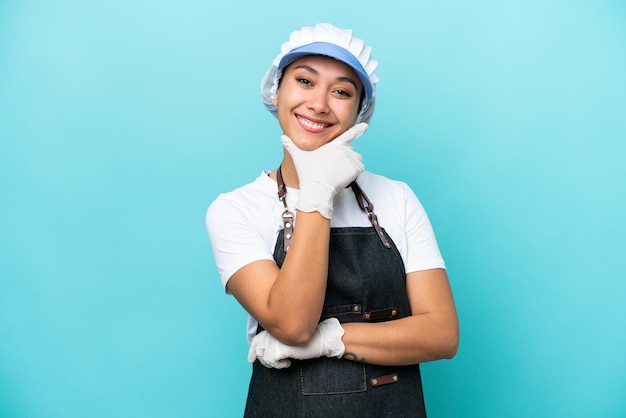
[335,89,352,98]
[297,78,312,86]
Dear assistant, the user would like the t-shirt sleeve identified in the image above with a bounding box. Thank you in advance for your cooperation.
[401,183,446,273]
[206,194,275,292]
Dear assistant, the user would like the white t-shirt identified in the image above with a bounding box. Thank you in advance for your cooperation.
[206,170,445,343]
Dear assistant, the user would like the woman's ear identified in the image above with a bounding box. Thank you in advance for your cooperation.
[273,93,279,107]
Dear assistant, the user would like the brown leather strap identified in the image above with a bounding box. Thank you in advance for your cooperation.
[370,373,399,387]
[276,166,294,252]
[350,181,391,248]
[363,307,399,322]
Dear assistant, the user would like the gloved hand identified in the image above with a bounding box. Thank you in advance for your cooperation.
[281,123,367,219]
[248,318,346,369]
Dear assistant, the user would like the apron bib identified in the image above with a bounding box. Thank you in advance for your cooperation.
[244,177,426,417]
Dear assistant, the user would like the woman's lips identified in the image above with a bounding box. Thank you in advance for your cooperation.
[296,115,331,132]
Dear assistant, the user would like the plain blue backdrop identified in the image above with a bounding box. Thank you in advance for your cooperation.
[1,0,625,417]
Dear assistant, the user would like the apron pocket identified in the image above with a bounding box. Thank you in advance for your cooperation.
[299,357,367,395]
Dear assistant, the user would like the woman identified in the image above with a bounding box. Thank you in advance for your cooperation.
[206,23,459,417]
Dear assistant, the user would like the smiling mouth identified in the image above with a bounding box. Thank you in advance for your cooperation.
[297,115,331,131]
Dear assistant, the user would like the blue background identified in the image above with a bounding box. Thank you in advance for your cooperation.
[1,1,625,417]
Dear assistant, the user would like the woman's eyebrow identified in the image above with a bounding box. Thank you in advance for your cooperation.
[292,64,359,90]
[336,76,358,90]
[293,64,318,75]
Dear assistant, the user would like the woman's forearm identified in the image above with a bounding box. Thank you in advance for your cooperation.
[341,314,459,366]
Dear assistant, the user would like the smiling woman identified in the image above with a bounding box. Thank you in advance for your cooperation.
[206,23,459,417]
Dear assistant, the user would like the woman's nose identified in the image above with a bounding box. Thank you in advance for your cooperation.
[307,90,330,114]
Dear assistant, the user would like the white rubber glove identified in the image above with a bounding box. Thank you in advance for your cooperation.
[248,318,346,369]
[281,123,367,219]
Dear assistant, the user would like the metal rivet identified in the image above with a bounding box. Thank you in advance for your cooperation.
[353,306,360,312]
[392,309,398,317]
[371,379,377,385]
[364,313,371,320]
[285,233,292,239]
[392,375,398,381]
[285,222,292,228]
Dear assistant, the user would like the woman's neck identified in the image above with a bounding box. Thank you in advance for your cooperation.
[273,151,300,189]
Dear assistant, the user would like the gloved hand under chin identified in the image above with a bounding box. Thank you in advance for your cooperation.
[248,318,346,369]
[281,123,367,219]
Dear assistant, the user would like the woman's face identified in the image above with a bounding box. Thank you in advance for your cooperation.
[275,55,363,151]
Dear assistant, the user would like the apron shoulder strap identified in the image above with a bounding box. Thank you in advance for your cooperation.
[350,181,391,248]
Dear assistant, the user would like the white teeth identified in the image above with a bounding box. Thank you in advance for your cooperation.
[298,116,328,130]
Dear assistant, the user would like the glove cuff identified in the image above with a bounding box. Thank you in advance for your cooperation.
[319,318,346,359]
[296,182,335,219]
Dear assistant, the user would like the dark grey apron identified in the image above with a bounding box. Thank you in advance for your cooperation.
[244,180,426,417]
